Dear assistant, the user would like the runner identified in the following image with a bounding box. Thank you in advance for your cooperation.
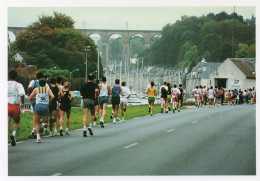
[160,82,168,113]
[219,86,225,106]
[54,76,63,136]
[110,79,124,124]
[27,72,46,137]
[232,89,238,106]
[147,80,154,113]
[227,90,232,107]
[247,88,253,104]
[213,86,219,106]
[207,86,215,107]
[93,79,100,126]
[59,82,74,136]
[48,77,64,136]
[242,89,248,104]
[146,81,157,116]
[198,85,203,107]
[8,70,25,146]
[252,87,256,104]
[192,86,201,108]
[80,73,99,137]
[171,84,180,113]
[98,77,110,128]
[120,82,131,121]
[28,78,54,143]
[202,86,207,106]
[217,87,222,107]
[178,84,185,112]
[167,83,172,111]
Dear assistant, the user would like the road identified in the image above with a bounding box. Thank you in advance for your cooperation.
[8,104,256,176]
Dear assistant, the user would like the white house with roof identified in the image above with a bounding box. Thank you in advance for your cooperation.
[212,58,255,91]
[186,58,256,93]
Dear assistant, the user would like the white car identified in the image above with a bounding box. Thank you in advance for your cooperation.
[128,94,141,104]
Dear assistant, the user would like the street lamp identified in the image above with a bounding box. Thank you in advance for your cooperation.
[70,69,79,78]
[84,46,91,82]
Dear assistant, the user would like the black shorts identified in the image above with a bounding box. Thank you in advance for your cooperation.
[60,104,71,112]
[94,98,99,106]
[111,97,120,105]
[49,101,58,112]
[178,96,183,101]
[161,95,167,99]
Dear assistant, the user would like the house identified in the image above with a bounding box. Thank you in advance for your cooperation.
[212,58,255,90]
[186,58,256,93]
[186,59,221,93]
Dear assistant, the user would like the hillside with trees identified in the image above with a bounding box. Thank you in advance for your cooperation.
[139,12,255,71]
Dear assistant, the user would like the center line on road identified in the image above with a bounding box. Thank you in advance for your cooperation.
[192,121,198,124]
[166,129,175,132]
[124,143,138,149]
[52,173,62,176]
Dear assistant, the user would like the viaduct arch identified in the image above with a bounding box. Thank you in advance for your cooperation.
[8,27,161,69]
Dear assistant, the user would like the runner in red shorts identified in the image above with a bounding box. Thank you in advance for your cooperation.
[8,70,25,146]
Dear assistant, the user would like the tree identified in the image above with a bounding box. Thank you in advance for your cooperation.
[14,12,101,78]
[235,43,248,58]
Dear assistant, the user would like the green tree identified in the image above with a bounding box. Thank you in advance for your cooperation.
[235,43,248,58]
[14,12,101,78]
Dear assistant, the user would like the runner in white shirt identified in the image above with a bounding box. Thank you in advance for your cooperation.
[120,82,131,122]
[98,77,110,128]
[8,70,25,146]
[28,72,50,137]
[207,86,215,107]
[171,84,180,113]
[192,86,201,108]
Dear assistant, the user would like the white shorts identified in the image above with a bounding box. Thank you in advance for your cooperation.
[120,97,128,105]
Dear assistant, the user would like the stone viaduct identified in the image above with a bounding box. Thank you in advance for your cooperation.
[8,27,161,68]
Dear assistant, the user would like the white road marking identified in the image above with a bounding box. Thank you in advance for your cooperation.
[52,173,62,176]
[166,129,175,132]
[124,143,138,149]
[192,121,198,124]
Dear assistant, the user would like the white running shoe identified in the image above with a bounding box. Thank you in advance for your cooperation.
[93,121,96,127]
[113,119,116,124]
[37,138,41,143]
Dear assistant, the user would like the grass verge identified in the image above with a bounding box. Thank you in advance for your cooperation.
[8,104,187,142]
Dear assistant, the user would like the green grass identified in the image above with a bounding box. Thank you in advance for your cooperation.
[8,104,187,142]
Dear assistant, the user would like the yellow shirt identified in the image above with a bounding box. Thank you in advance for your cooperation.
[148,87,155,97]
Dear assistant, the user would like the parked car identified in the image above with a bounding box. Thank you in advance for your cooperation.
[72,91,82,99]
[128,94,141,104]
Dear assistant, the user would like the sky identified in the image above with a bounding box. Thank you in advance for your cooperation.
[8,6,255,31]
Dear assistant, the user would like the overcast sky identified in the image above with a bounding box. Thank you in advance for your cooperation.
[8,6,255,31]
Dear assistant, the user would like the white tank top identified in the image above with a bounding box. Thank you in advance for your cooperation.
[36,87,49,105]
[99,83,108,97]
[208,89,214,97]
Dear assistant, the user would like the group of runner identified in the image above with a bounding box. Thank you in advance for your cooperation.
[192,85,256,107]
[8,69,256,146]
[146,81,185,115]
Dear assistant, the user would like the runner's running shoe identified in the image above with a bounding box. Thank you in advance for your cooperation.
[83,129,87,137]
[110,112,114,119]
[60,130,63,136]
[100,121,104,128]
[10,135,16,146]
[173,109,175,113]
[88,127,93,136]
[49,132,54,137]
[161,108,163,113]
[31,130,36,138]
[93,121,96,127]
[65,131,69,135]
[37,138,41,143]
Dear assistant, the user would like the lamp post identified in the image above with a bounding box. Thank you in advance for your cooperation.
[98,52,101,80]
[70,69,79,78]
[84,46,91,82]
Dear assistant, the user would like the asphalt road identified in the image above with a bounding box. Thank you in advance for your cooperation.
[8,104,256,176]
